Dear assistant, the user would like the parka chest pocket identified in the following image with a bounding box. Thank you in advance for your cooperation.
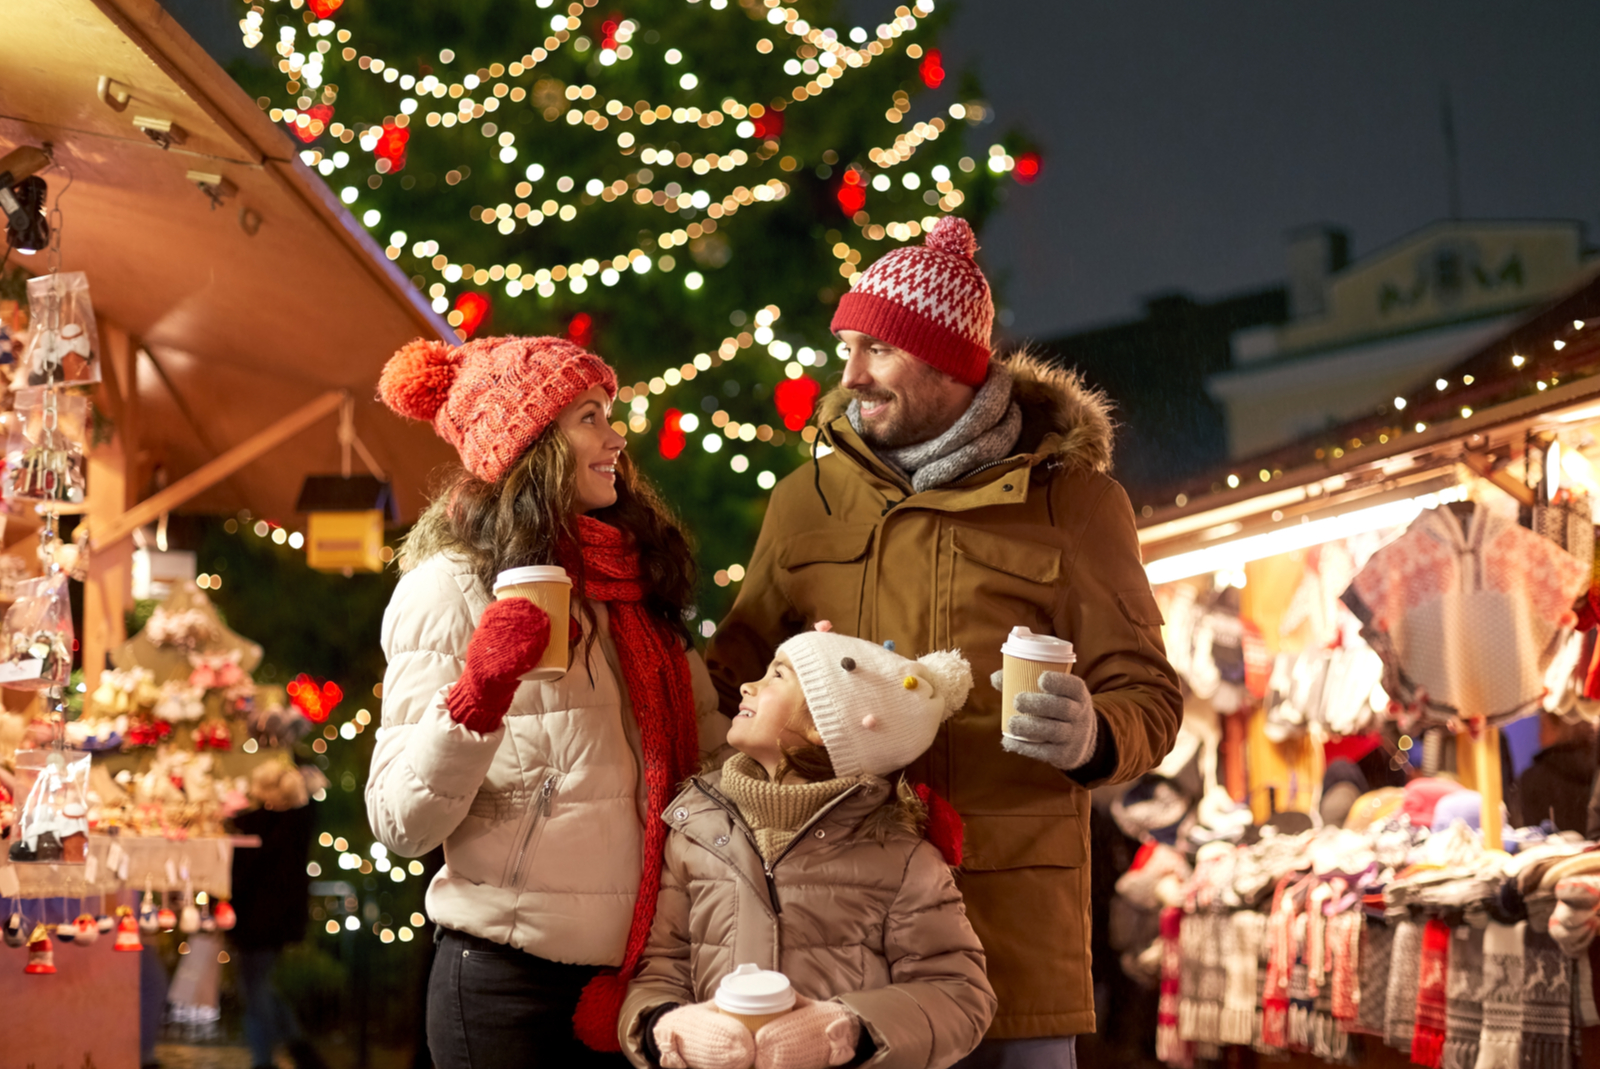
[777,523,876,632]
[948,526,1062,648]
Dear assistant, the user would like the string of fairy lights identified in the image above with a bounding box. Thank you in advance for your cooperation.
[238,0,1029,592]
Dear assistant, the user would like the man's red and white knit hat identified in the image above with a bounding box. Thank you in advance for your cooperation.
[829,216,994,386]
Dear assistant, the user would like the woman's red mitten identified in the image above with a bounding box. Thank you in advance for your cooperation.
[446,599,551,734]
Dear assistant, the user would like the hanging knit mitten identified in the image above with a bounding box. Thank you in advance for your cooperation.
[1475,920,1525,1069]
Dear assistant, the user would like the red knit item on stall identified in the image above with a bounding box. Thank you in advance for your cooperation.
[567,517,700,1051]
[1411,918,1451,1067]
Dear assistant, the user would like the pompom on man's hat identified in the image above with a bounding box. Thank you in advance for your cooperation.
[379,335,617,483]
[777,628,972,778]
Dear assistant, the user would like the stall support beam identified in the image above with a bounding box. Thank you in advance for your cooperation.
[83,320,139,691]
[1464,722,1504,851]
[89,389,346,552]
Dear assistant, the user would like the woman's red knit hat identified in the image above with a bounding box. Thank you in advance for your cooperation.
[829,216,994,386]
[379,335,617,483]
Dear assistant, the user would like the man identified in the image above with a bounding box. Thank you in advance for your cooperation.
[707,216,1182,1067]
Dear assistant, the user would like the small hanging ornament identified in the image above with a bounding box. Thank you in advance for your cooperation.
[156,906,176,932]
[24,923,54,974]
[178,880,200,935]
[213,899,236,932]
[4,911,26,948]
[95,915,115,934]
[72,913,99,946]
[54,920,74,945]
[113,907,142,952]
[197,893,216,933]
[137,886,159,933]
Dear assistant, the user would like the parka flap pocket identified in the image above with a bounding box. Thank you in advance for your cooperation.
[1118,589,1165,628]
[961,813,1085,871]
[778,524,876,569]
[952,527,1061,584]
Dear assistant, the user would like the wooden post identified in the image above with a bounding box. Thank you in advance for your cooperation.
[82,320,138,691]
[1463,720,1504,851]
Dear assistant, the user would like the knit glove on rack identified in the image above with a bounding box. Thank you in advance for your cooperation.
[994,669,1098,771]
[446,598,551,735]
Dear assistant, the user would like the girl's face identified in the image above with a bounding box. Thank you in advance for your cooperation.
[555,386,625,513]
[731,654,821,776]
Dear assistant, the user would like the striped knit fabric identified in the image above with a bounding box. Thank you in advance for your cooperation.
[1386,918,1424,1054]
[1158,907,1193,1068]
[1330,911,1364,1023]
[1356,919,1395,1037]
[1221,910,1266,1045]
[1519,928,1571,1069]
[1441,924,1484,1069]
[1475,920,1525,1069]
[1412,918,1452,1067]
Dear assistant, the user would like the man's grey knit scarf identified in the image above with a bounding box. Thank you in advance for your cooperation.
[848,362,1022,493]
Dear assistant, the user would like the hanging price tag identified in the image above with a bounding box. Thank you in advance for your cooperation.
[83,853,99,884]
[106,841,125,875]
[0,866,19,897]
[165,857,178,887]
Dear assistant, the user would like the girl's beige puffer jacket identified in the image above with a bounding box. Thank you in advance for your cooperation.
[366,552,722,965]
[620,769,997,1069]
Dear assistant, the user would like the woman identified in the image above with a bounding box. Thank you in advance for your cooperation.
[367,335,722,1069]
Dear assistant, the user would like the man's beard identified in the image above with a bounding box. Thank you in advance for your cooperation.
[849,389,953,449]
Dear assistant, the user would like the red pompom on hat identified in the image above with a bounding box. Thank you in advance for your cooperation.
[379,335,618,483]
[830,215,994,386]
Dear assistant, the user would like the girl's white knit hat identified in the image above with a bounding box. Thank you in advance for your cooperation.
[776,631,973,778]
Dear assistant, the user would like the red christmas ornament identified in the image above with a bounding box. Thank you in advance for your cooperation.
[453,292,490,338]
[566,312,593,349]
[749,109,784,140]
[774,375,820,432]
[835,170,867,216]
[658,409,686,460]
[373,120,409,172]
[287,674,343,724]
[1013,151,1042,185]
[918,48,945,89]
[307,0,343,17]
[290,104,334,144]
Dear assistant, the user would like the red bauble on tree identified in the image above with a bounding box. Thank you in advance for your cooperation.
[307,0,343,17]
[453,292,490,337]
[836,170,867,216]
[918,48,945,89]
[567,312,593,348]
[658,409,686,460]
[1014,151,1042,185]
[774,375,820,432]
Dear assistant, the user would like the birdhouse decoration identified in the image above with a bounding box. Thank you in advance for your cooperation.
[295,474,397,573]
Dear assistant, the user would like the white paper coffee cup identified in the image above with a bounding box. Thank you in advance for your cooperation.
[1000,627,1076,739]
[714,963,796,1034]
[492,566,573,681]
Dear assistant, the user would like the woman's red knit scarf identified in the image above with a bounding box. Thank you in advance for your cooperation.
[566,516,700,1051]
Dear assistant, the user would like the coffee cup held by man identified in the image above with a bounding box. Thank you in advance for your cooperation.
[707,216,1182,1067]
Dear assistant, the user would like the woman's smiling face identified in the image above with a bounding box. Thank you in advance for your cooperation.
[555,386,625,513]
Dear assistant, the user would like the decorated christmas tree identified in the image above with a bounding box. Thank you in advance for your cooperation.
[229,0,1036,623]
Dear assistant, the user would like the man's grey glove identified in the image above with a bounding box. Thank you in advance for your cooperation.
[994,669,1098,771]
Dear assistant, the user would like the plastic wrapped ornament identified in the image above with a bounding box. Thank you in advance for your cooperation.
[72,914,99,946]
[113,907,142,952]
[213,900,236,932]
[4,912,26,948]
[96,915,114,934]
[24,924,54,974]
[137,888,159,933]
[54,921,74,946]
[198,897,216,933]
[178,903,200,935]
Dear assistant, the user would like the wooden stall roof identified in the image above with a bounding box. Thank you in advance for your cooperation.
[0,0,457,524]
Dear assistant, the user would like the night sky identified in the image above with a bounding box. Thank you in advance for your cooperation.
[924,1,1600,340]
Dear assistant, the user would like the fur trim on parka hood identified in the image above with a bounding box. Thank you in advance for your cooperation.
[813,347,1115,476]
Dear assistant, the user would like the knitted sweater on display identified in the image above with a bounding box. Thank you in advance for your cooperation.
[718,753,858,862]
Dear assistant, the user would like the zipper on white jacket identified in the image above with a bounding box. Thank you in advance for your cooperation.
[508,775,557,889]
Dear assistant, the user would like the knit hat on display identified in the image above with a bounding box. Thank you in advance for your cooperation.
[776,630,972,778]
[379,335,618,483]
[829,216,994,387]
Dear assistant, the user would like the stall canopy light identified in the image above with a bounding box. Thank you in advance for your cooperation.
[1145,485,1468,585]
[295,475,398,574]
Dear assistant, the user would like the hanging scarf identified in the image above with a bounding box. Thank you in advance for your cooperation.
[849,362,1022,493]
[1356,916,1395,1037]
[1386,917,1424,1053]
[1329,910,1364,1023]
[1476,920,1525,1069]
[1442,924,1485,1069]
[1221,909,1266,1046]
[1412,918,1453,1067]
[1261,878,1299,1051]
[1157,907,1194,1069]
[565,516,701,1051]
[1518,928,1571,1069]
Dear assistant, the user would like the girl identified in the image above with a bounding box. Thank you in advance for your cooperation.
[367,335,723,1069]
[621,627,997,1069]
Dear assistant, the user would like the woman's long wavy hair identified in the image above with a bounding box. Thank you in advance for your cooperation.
[399,424,696,650]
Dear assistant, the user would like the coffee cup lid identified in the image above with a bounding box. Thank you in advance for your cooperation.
[714,964,796,1015]
[493,566,572,591]
[1001,626,1076,663]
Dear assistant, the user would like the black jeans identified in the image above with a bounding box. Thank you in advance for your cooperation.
[427,928,630,1069]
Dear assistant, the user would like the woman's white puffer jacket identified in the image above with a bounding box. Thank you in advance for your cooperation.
[366,552,721,966]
